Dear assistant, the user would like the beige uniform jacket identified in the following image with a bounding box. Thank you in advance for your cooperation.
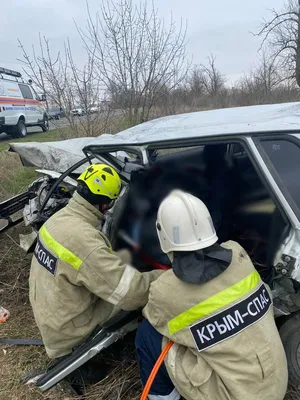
[143,241,288,400]
[29,192,162,358]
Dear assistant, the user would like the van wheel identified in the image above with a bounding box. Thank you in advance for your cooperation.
[41,124,49,132]
[14,119,27,138]
[279,312,300,386]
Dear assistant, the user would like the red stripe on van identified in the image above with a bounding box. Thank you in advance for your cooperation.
[0,96,41,105]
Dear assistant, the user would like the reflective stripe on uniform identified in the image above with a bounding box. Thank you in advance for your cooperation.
[168,270,261,335]
[106,264,136,305]
[39,225,83,270]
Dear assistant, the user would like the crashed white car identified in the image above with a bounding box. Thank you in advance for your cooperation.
[2,101,300,389]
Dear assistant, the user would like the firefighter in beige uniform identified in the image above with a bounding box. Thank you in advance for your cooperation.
[135,190,288,400]
[29,163,162,364]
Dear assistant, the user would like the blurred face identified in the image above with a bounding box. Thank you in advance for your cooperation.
[101,203,110,213]
[100,199,115,214]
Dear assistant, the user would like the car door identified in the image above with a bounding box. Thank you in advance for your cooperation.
[18,84,35,124]
[249,134,300,283]
[1,81,25,125]
[31,87,45,122]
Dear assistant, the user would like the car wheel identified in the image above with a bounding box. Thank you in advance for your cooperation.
[279,312,300,386]
[14,119,27,138]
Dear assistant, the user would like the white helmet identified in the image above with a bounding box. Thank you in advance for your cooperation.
[156,190,218,253]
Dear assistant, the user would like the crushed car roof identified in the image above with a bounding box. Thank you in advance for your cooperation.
[9,138,128,172]
[9,137,94,172]
[9,102,300,172]
[84,101,300,149]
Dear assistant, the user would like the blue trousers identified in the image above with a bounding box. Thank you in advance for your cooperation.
[135,319,181,400]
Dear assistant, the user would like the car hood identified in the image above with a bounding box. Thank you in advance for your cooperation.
[9,137,128,173]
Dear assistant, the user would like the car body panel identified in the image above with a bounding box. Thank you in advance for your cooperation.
[79,102,300,151]
[9,139,90,172]
[9,102,300,169]
[8,138,135,173]
[35,170,78,187]
[273,227,300,281]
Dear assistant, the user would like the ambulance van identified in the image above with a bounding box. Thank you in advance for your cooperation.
[0,67,48,138]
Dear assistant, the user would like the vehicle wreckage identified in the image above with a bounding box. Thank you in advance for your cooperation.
[1,101,300,389]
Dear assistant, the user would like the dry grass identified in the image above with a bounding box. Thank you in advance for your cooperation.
[0,152,39,202]
[0,226,49,400]
[84,359,141,400]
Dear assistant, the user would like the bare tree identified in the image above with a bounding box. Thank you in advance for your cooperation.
[65,40,116,136]
[256,0,300,86]
[199,54,226,98]
[231,50,297,107]
[79,0,190,126]
[18,36,116,137]
[18,36,79,133]
[187,66,207,109]
[185,55,226,108]
[255,52,283,101]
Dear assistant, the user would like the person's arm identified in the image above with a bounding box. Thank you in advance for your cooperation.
[76,243,164,311]
[115,248,132,265]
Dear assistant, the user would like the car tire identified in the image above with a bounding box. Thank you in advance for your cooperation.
[279,312,300,386]
[14,119,27,138]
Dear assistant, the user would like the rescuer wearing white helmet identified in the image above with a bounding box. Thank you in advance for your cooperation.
[135,190,288,400]
[29,163,163,388]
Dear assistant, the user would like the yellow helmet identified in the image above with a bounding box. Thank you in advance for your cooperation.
[78,163,121,200]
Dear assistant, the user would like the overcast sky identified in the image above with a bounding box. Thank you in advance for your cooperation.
[0,0,285,84]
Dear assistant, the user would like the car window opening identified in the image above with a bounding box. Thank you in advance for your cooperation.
[114,142,287,285]
[259,138,300,220]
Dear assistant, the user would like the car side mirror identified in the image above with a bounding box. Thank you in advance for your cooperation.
[40,94,46,102]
